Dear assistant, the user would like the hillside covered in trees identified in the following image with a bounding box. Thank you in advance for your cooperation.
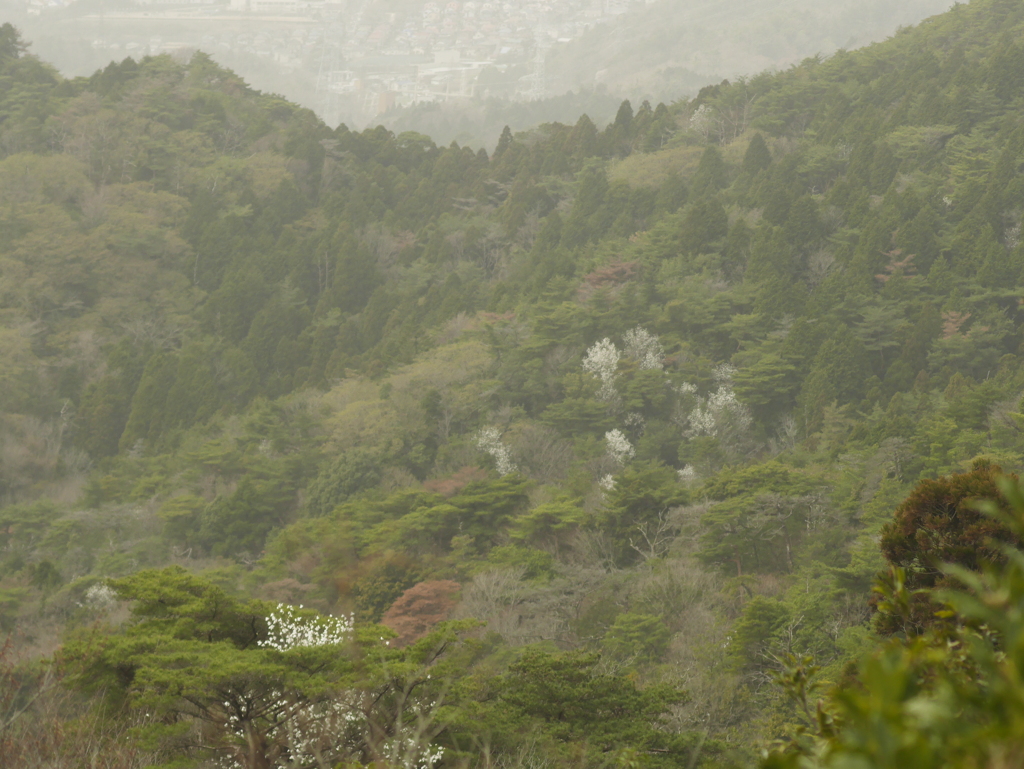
[4,1,1024,766]
[544,0,956,102]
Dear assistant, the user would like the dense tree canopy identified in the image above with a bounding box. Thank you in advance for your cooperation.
[4,1,1024,766]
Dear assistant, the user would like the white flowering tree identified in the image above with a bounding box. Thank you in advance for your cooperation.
[712,362,737,383]
[582,330,665,406]
[622,327,664,371]
[677,465,698,485]
[687,386,747,437]
[605,429,636,465]
[259,603,353,651]
[675,367,754,466]
[476,426,517,475]
[689,103,716,143]
[63,567,454,769]
[582,337,621,401]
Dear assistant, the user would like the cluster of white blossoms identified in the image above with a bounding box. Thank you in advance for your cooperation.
[622,326,664,370]
[581,329,668,493]
[672,364,752,440]
[217,606,445,769]
[605,429,636,465]
[259,603,353,652]
[712,363,737,382]
[623,412,645,430]
[476,427,518,476]
[689,103,715,141]
[217,694,365,769]
[84,582,118,608]
[582,337,621,401]
[1007,221,1022,251]
[677,465,698,484]
[687,385,752,438]
[215,606,361,769]
[219,691,446,769]
[583,328,665,401]
[382,733,446,769]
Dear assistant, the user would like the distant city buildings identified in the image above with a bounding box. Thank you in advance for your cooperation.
[32,0,642,125]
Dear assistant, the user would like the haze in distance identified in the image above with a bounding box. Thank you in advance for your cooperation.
[2,0,955,148]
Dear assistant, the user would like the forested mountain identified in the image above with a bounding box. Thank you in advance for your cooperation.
[544,0,956,102]
[5,0,954,151]
[3,1,1024,766]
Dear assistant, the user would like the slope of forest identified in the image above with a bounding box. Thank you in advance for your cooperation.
[379,0,959,148]
[3,0,1024,766]
[543,0,956,101]
[4,0,956,150]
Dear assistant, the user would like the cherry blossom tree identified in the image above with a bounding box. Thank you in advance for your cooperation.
[605,429,636,465]
[622,326,664,370]
[476,427,517,475]
[582,338,621,401]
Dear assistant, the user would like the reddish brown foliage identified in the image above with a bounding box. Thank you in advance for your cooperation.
[423,466,488,498]
[941,310,971,338]
[576,261,638,301]
[381,580,461,647]
[875,461,1020,636]
[874,248,916,283]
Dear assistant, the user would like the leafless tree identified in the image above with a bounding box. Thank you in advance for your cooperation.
[629,508,680,562]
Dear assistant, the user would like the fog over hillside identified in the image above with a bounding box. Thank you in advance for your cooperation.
[382,0,956,147]
[546,0,958,102]
[2,0,953,148]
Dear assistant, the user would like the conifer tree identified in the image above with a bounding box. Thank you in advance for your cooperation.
[742,132,772,175]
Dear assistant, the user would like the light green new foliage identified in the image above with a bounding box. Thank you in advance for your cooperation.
[603,612,672,664]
